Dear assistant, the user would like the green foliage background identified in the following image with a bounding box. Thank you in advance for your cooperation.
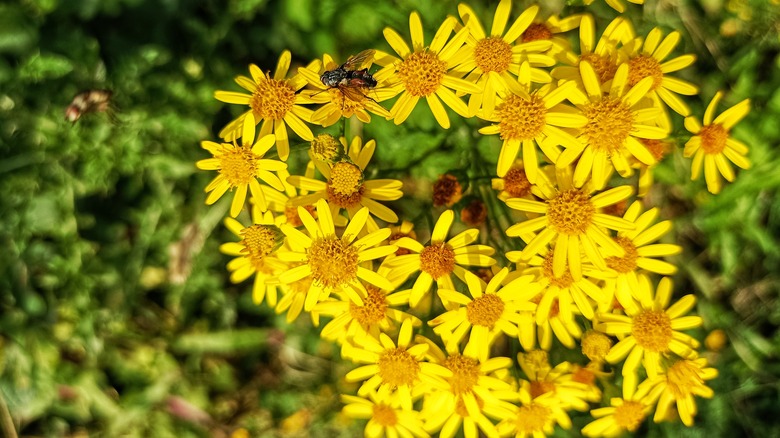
[0,0,778,436]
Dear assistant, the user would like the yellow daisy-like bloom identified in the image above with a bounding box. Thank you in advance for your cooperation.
[341,391,429,438]
[277,199,397,310]
[505,167,635,281]
[383,12,481,128]
[316,268,420,345]
[622,27,698,118]
[519,13,582,58]
[495,380,572,438]
[553,15,634,85]
[596,276,703,396]
[601,201,681,313]
[477,67,585,181]
[197,113,287,217]
[509,248,607,322]
[581,394,654,437]
[638,357,718,426]
[344,319,451,411]
[517,351,600,412]
[455,2,554,117]
[491,162,536,202]
[383,210,497,308]
[220,210,286,307]
[429,268,538,362]
[683,91,751,194]
[288,136,403,233]
[584,0,645,13]
[420,342,515,438]
[214,51,314,161]
[297,52,395,126]
[274,267,325,324]
[253,166,317,227]
[558,62,669,189]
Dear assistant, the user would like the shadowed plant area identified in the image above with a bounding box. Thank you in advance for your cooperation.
[0,0,778,437]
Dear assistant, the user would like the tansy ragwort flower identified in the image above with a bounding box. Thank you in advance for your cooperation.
[637,357,718,426]
[277,199,397,310]
[316,267,420,346]
[622,27,698,120]
[341,391,429,438]
[599,201,681,312]
[477,64,585,181]
[297,51,395,126]
[197,113,287,217]
[684,91,751,194]
[429,268,538,362]
[419,341,516,438]
[288,136,403,233]
[215,51,314,160]
[344,319,451,410]
[581,393,655,437]
[517,350,600,412]
[557,62,669,189]
[454,2,554,117]
[220,210,286,307]
[519,13,583,57]
[383,12,481,128]
[495,380,572,438]
[553,15,634,85]
[505,167,635,281]
[383,210,496,308]
[595,276,702,396]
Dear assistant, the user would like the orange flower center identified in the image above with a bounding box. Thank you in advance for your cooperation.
[240,225,280,269]
[583,97,635,153]
[502,166,533,198]
[307,236,359,289]
[581,330,613,362]
[547,189,595,235]
[310,134,343,163]
[699,123,728,154]
[349,287,388,327]
[433,174,463,207]
[250,78,296,120]
[631,309,673,353]
[522,23,553,42]
[326,162,364,209]
[627,55,664,90]
[219,146,260,187]
[580,53,617,83]
[497,94,547,141]
[640,138,669,161]
[419,242,456,280]
[444,354,481,396]
[541,251,574,287]
[371,403,398,427]
[378,347,420,388]
[513,402,552,434]
[466,293,505,328]
[613,400,646,432]
[474,36,513,73]
[397,50,447,97]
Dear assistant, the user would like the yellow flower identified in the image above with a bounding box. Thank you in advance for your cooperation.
[582,395,655,437]
[684,91,751,194]
[252,166,317,226]
[638,357,718,426]
[420,341,516,438]
[477,69,585,181]
[491,161,536,202]
[197,113,287,217]
[383,12,481,128]
[344,319,451,410]
[214,51,315,161]
[277,199,397,310]
[505,167,635,281]
[297,52,394,126]
[383,210,496,308]
[584,0,645,14]
[429,268,538,362]
[553,15,634,85]
[316,267,420,346]
[274,269,325,324]
[454,2,554,117]
[518,13,583,57]
[495,380,572,438]
[595,276,702,396]
[220,210,286,307]
[600,201,681,313]
[341,391,429,438]
[509,248,607,322]
[517,350,600,411]
[622,27,698,118]
[558,62,669,189]
[287,136,403,233]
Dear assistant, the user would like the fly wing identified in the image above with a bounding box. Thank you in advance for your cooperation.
[341,49,375,71]
[338,83,368,103]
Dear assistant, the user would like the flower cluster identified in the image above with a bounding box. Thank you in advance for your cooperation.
[198,0,747,436]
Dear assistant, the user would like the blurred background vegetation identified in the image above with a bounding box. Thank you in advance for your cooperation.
[0,0,778,436]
